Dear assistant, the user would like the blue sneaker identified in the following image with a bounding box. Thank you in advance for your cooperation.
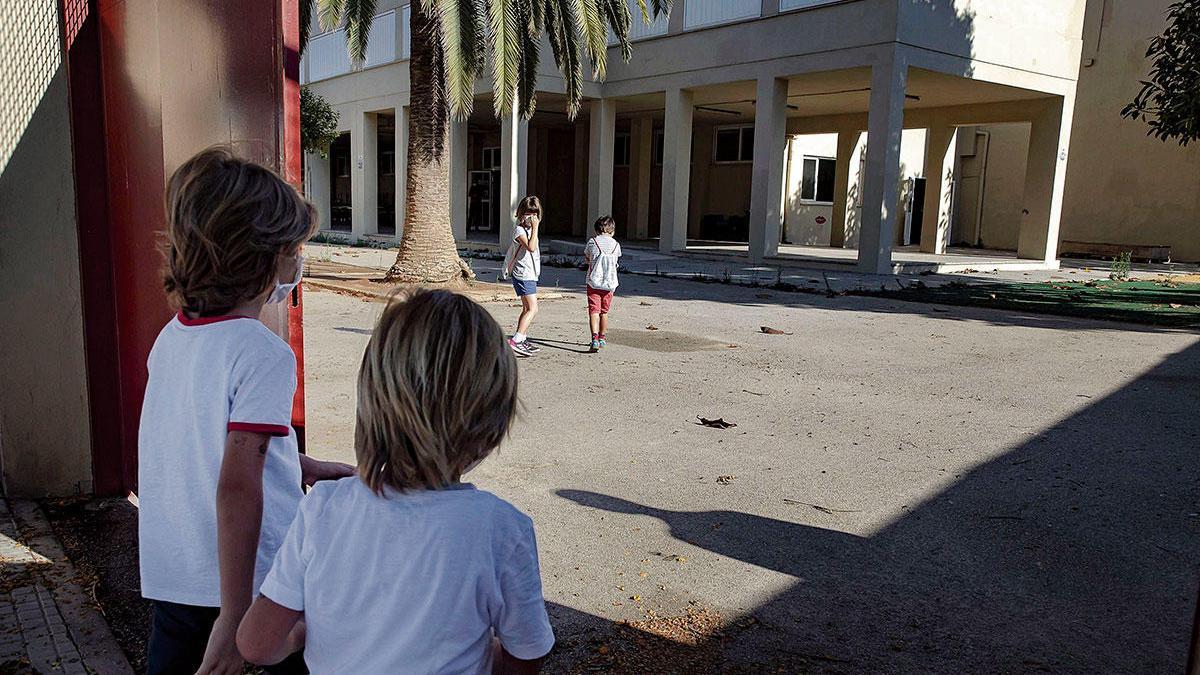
[590,339,601,352]
[598,335,607,348]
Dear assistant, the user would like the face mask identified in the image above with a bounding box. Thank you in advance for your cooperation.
[267,255,303,305]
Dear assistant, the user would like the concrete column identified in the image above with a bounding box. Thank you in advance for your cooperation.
[858,51,908,274]
[919,122,957,254]
[630,115,653,240]
[351,111,379,237]
[306,152,331,231]
[660,87,693,252]
[829,130,859,248]
[749,76,789,261]
[1017,94,1074,262]
[573,121,589,235]
[588,98,617,224]
[395,106,409,236]
[364,112,380,234]
[499,106,529,246]
[449,116,468,241]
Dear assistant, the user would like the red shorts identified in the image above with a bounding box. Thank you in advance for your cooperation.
[586,286,614,314]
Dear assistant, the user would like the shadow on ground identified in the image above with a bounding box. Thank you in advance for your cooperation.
[551,341,1200,673]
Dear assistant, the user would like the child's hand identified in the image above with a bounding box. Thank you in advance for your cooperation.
[195,611,243,674]
[299,456,356,486]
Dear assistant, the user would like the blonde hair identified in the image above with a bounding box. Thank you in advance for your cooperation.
[516,195,542,220]
[356,289,519,493]
[163,146,316,316]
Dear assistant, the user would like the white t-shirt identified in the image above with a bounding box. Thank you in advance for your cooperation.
[585,235,622,291]
[138,313,303,607]
[510,223,541,281]
[260,478,555,674]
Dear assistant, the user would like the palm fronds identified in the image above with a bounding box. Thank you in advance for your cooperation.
[343,0,378,64]
[303,0,673,121]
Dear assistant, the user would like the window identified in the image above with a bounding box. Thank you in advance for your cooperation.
[652,129,664,166]
[714,125,753,163]
[335,154,350,177]
[614,133,631,167]
[800,156,836,203]
[380,150,395,176]
[482,147,501,170]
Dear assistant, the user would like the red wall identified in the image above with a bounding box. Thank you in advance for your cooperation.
[67,0,302,494]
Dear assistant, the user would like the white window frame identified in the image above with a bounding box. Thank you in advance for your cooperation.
[713,124,754,164]
[482,147,501,170]
[614,133,631,167]
[799,155,836,205]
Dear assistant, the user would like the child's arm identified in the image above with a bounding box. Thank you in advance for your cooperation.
[515,232,535,254]
[237,596,304,665]
[298,454,355,486]
[196,429,270,675]
[528,215,540,252]
[493,642,545,674]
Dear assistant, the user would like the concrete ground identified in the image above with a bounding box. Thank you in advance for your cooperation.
[301,253,1200,673]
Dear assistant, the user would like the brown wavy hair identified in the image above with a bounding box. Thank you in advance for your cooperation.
[515,195,542,220]
[355,289,519,493]
[163,146,316,316]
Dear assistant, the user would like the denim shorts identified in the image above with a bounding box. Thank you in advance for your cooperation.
[512,279,538,297]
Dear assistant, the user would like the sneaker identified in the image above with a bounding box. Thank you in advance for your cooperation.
[590,339,601,352]
[523,341,542,353]
[598,335,607,348]
[508,338,535,357]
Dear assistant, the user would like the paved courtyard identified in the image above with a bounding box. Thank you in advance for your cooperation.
[301,259,1200,673]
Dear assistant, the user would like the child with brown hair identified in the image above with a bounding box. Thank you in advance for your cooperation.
[237,289,555,673]
[584,215,622,351]
[139,146,353,674]
[504,195,543,357]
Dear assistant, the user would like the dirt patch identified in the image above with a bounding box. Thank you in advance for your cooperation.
[603,328,734,353]
[305,260,569,304]
[42,498,148,673]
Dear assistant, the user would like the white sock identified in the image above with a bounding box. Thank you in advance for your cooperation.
[513,332,527,343]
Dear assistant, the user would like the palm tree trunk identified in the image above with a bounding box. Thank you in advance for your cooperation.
[384,5,472,283]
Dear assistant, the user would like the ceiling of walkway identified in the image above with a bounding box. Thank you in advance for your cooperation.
[464,68,1053,128]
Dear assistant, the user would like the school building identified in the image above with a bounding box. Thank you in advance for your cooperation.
[302,0,1200,273]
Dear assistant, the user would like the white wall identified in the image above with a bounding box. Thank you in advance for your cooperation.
[844,128,928,248]
[784,133,838,245]
[0,0,93,495]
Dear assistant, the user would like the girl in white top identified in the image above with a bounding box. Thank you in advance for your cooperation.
[238,289,555,674]
[504,195,544,358]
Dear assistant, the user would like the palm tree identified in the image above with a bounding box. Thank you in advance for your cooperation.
[302,0,670,283]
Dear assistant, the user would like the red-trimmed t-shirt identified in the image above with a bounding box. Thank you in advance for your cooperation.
[137,312,303,607]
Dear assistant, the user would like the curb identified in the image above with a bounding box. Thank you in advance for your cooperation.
[1,499,133,674]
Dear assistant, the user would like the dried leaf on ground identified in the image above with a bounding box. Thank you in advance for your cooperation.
[760,326,793,335]
[646,325,660,331]
[696,416,737,429]
[716,475,737,485]
[639,301,653,306]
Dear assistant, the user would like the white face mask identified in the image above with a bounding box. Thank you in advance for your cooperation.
[267,255,304,305]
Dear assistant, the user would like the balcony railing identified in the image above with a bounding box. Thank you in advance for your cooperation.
[304,9,401,83]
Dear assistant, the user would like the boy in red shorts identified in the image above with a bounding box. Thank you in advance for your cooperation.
[584,216,622,352]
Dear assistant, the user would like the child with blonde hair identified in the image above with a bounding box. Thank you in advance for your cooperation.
[238,289,555,673]
[139,146,353,674]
